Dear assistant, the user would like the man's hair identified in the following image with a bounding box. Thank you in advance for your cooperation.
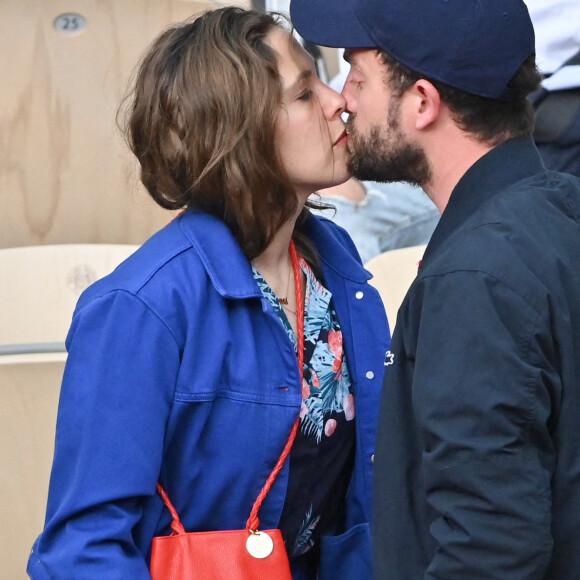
[380,52,542,145]
[122,7,306,260]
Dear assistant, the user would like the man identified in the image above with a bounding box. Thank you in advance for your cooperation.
[290,0,580,578]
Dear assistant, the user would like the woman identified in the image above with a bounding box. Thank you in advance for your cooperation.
[27,8,389,579]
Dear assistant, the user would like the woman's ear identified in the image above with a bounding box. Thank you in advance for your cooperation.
[411,79,442,130]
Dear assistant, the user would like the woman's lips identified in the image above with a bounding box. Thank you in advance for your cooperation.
[333,130,348,147]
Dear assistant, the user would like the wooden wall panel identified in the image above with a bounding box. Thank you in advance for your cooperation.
[0,0,249,248]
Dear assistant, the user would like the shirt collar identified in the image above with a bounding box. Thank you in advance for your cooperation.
[423,137,545,264]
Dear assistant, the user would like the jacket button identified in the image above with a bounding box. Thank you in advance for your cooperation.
[366,370,375,379]
[371,454,375,463]
[355,291,364,299]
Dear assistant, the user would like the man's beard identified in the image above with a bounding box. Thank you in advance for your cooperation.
[346,98,431,186]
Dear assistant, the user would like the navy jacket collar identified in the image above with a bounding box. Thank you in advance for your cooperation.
[423,137,545,264]
[178,209,370,299]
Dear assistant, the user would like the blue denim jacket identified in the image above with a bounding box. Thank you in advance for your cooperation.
[28,210,390,579]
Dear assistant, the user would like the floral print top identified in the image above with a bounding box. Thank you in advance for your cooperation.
[252,257,356,569]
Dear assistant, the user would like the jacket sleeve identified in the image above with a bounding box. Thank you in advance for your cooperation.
[411,270,555,578]
[28,290,180,579]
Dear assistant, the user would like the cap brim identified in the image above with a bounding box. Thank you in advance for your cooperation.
[290,0,376,48]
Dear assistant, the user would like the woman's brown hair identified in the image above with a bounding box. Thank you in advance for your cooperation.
[123,7,312,260]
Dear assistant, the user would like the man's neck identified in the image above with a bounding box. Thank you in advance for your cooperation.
[422,129,495,214]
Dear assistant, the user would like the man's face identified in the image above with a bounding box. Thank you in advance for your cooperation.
[341,49,431,186]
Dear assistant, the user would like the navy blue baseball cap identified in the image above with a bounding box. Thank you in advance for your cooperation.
[290,0,535,100]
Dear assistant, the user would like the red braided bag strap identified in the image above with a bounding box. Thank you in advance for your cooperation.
[158,240,304,536]
[246,240,303,532]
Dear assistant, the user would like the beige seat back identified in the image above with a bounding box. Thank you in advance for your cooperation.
[0,243,139,578]
[365,244,426,332]
[0,244,138,352]
[0,353,66,580]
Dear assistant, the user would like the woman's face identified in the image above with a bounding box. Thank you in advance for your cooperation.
[266,28,350,200]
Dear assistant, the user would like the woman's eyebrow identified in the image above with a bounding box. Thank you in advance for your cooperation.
[284,68,314,93]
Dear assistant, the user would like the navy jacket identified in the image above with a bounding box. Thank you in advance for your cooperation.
[28,210,390,579]
[373,138,580,578]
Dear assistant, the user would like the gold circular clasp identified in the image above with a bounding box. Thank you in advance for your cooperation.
[246,530,274,559]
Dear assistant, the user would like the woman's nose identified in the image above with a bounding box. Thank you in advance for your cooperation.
[322,85,346,119]
[340,79,356,116]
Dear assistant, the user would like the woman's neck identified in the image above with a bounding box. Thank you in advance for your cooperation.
[250,201,304,277]
[250,210,304,335]
[251,220,293,273]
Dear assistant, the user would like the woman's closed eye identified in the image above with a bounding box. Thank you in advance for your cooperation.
[297,89,313,101]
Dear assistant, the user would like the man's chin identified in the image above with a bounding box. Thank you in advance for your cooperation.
[348,148,430,186]
[348,156,386,183]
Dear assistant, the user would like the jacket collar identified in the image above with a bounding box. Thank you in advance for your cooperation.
[303,214,372,284]
[179,210,261,299]
[423,137,545,264]
[178,209,370,299]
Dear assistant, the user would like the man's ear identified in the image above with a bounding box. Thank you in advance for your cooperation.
[411,79,442,130]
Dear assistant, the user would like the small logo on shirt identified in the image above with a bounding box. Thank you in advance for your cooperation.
[384,351,394,366]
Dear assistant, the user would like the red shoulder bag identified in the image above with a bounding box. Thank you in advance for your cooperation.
[150,242,303,580]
